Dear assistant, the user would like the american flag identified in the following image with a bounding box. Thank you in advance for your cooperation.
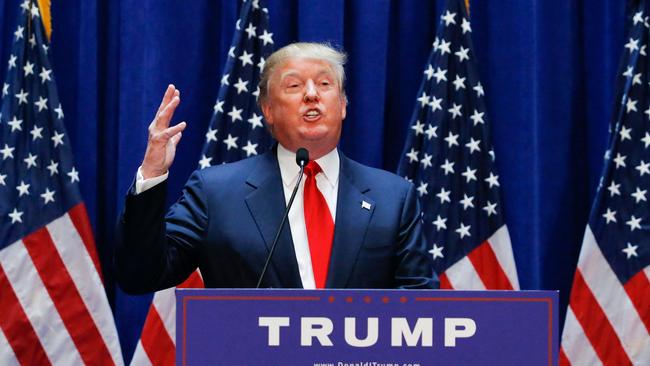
[397,0,519,290]
[0,1,123,365]
[197,0,274,168]
[129,1,273,364]
[129,271,203,366]
[560,2,650,364]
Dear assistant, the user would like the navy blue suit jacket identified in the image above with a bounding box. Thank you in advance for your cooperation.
[115,149,437,293]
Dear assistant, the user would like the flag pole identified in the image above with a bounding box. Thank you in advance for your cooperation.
[37,0,52,40]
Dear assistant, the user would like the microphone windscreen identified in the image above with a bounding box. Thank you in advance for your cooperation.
[296,148,309,167]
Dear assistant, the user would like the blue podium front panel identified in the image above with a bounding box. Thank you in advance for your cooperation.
[177,289,558,366]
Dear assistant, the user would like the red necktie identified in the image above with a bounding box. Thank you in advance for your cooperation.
[303,161,334,289]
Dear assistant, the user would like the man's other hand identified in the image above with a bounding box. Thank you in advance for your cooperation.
[141,84,187,179]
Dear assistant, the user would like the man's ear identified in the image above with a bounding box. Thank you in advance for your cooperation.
[261,101,274,127]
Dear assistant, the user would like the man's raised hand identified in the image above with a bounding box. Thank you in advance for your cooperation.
[141,84,187,179]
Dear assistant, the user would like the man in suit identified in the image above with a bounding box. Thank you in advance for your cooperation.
[115,43,437,293]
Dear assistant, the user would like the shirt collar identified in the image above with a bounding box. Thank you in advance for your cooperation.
[277,144,340,189]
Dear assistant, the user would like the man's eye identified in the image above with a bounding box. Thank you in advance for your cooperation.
[321,81,330,86]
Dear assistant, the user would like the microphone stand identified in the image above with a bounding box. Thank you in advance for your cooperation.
[256,148,309,288]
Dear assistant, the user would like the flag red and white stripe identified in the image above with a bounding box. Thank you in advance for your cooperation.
[439,225,520,290]
[129,271,203,366]
[0,204,124,365]
[560,227,650,366]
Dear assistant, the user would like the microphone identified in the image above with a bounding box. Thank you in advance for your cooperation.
[295,147,309,167]
[256,148,309,288]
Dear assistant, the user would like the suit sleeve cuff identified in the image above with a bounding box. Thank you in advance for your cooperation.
[135,167,169,194]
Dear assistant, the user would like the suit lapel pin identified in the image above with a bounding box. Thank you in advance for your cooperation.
[361,200,372,210]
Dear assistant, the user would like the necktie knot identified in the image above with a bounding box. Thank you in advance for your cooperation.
[304,161,322,178]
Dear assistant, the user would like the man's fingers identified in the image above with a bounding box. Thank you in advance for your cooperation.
[170,131,183,146]
[156,85,174,117]
[154,96,180,130]
[161,121,187,140]
[156,84,176,117]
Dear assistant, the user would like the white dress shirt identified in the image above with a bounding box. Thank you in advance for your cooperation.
[134,144,339,289]
[276,144,339,289]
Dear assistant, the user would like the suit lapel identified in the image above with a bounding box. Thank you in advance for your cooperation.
[244,150,302,288]
[326,154,375,288]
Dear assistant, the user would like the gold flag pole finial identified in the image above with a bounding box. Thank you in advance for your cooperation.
[465,0,470,16]
[37,0,52,40]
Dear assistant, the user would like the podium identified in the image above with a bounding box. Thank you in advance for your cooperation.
[176,289,558,365]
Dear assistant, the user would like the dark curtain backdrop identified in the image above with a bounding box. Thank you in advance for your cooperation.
[0,0,627,363]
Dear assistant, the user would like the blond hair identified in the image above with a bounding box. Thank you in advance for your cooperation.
[258,42,347,105]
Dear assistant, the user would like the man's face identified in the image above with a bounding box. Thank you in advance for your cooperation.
[261,58,347,159]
